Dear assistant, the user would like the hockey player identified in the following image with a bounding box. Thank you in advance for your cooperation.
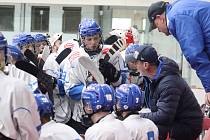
[124,44,153,112]
[82,83,131,140]
[0,32,41,140]
[59,18,128,134]
[49,32,63,53]
[14,33,36,54]
[115,84,158,140]
[33,92,83,140]
[7,33,37,90]
[42,40,80,125]
[124,44,144,85]
[33,33,50,57]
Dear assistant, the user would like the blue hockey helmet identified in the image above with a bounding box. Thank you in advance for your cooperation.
[13,33,35,49]
[33,33,48,43]
[115,84,144,111]
[24,34,36,45]
[79,18,101,37]
[33,93,53,117]
[7,45,24,61]
[82,83,114,114]
[125,44,143,64]
[12,33,27,46]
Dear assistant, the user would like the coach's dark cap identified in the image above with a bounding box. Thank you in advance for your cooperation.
[133,45,159,65]
[148,1,167,31]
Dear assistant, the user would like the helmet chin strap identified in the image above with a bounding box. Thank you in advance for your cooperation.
[84,45,102,56]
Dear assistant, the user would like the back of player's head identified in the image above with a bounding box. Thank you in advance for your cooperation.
[82,83,114,114]
[125,44,141,64]
[33,93,53,117]
[115,84,144,111]
[7,45,24,61]
[12,33,35,50]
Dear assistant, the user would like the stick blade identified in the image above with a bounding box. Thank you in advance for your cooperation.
[104,35,119,45]
[78,56,105,84]
[15,60,39,78]
[24,49,39,66]
[55,48,72,64]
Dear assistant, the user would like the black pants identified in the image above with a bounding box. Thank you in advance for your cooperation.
[66,118,88,135]
[158,121,202,140]
[170,122,202,140]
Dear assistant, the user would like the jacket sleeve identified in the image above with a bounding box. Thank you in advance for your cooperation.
[172,14,210,92]
[140,87,181,125]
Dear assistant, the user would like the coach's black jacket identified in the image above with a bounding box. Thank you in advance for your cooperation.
[140,57,203,140]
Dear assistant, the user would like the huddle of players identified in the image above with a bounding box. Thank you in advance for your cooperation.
[0,18,159,140]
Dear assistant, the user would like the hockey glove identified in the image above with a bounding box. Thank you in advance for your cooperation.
[68,84,84,101]
[99,59,120,83]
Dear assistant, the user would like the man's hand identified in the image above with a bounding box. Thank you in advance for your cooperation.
[205,92,210,106]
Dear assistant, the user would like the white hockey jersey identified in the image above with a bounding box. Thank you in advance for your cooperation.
[7,64,38,91]
[39,120,83,140]
[85,114,131,140]
[43,53,72,123]
[61,46,128,122]
[123,114,159,140]
[0,71,41,140]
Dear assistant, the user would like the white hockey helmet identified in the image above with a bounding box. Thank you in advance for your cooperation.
[49,32,63,47]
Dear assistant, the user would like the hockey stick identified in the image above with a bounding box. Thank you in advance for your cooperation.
[22,48,72,77]
[103,39,126,61]
[15,60,55,104]
[15,60,39,78]
[24,49,45,70]
[24,49,39,66]
[78,56,105,84]
[55,48,72,64]
[25,47,72,71]
[104,35,118,45]
[16,48,73,106]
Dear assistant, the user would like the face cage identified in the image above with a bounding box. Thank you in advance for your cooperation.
[80,35,103,56]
